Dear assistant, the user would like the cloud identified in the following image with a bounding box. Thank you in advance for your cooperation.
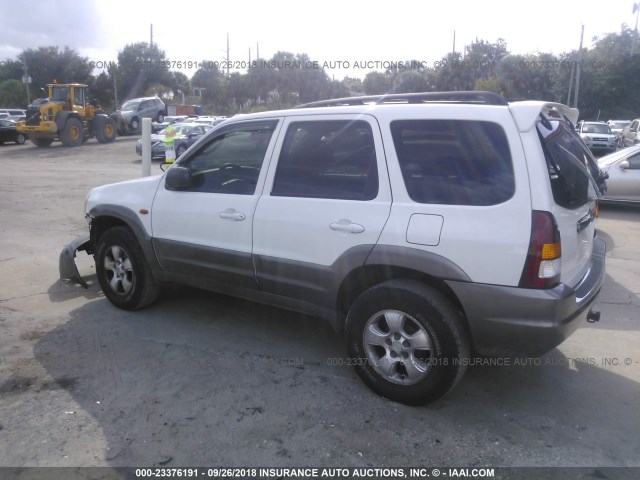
[0,0,106,62]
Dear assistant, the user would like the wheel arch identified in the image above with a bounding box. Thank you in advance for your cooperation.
[54,111,83,132]
[89,206,161,273]
[339,264,466,323]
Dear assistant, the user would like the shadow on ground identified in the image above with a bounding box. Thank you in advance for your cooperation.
[20,282,640,467]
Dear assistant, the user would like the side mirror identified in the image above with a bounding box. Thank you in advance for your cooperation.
[165,166,192,188]
[619,160,630,170]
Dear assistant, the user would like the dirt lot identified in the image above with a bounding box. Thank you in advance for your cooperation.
[0,138,639,473]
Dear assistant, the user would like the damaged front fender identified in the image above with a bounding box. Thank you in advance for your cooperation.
[59,234,91,289]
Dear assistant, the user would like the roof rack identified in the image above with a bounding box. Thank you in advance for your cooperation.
[294,91,508,108]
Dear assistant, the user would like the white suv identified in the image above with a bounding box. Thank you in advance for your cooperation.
[61,91,606,405]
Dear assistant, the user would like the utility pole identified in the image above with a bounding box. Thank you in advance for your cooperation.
[566,62,575,105]
[632,3,639,55]
[109,63,119,109]
[226,33,230,77]
[573,25,584,109]
[452,30,456,55]
[150,24,153,48]
[21,62,31,105]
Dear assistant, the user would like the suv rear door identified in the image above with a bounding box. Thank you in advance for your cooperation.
[536,118,600,287]
[252,114,392,312]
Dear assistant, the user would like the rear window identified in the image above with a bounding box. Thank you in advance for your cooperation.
[538,119,599,209]
[390,120,514,206]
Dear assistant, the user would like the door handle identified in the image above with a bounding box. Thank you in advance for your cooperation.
[330,219,365,233]
[219,209,246,221]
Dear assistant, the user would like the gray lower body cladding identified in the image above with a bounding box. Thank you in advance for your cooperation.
[447,236,606,356]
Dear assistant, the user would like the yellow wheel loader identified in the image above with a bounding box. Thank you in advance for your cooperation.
[17,82,117,147]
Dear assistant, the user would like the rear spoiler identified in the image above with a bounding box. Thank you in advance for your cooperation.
[509,101,579,132]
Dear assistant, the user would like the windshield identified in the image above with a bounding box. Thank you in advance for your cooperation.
[582,123,612,134]
[159,125,198,136]
[50,87,71,102]
[121,100,140,111]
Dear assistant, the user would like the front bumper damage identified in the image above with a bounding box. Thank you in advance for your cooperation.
[59,234,91,288]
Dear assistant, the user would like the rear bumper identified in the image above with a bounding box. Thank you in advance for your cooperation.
[447,236,606,356]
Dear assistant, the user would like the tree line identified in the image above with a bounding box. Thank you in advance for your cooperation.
[1,26,639,120]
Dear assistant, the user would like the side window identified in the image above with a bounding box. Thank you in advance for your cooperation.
[169,120,277,195]
[74,88,85,107]
[271,120,378,200]
[628,153,640,169]
[391,120,515,206]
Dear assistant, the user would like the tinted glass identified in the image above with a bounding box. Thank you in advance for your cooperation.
[272,120,378,200]
[538,119,599,208]
[391,120,514,205]
[170,120,277,195]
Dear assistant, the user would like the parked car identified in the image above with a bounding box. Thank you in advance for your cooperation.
[191,115,227,127]
[0,108,26,118]
[135,123,211,159]
[0,119,27,145]
[575,121,617,154]
[61,91,605,405]
[607,119,631,147]
[620,118,640,147]
[151,115,190,133]
[596,145,640,203]
[111,96,166,134]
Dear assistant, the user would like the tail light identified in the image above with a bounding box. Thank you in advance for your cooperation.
[519,211,561,289]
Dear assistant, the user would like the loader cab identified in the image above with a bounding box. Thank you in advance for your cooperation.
[48,84,88,115]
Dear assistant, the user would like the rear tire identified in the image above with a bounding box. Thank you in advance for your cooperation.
[346,280,470,405]
[32,137,54,147]
[95,117,117,143]
[60,117,84,147]
[157,112,165,123]
[15,133,26,145]
[95,226,160,310]
[130,117,140,131]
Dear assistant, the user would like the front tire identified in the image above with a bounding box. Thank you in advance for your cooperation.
[15,133,26,145]
[60,117,84,147]
[95,226,160,310]
[346,280,470,405]
[157,112,165,123]
[130,117,140,131]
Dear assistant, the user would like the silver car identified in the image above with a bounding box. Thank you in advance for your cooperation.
[576,121,617,154]
[597,145,640,203]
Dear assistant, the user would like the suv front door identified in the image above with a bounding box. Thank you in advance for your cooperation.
[252,114,392,314]
[151,119,281,289]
